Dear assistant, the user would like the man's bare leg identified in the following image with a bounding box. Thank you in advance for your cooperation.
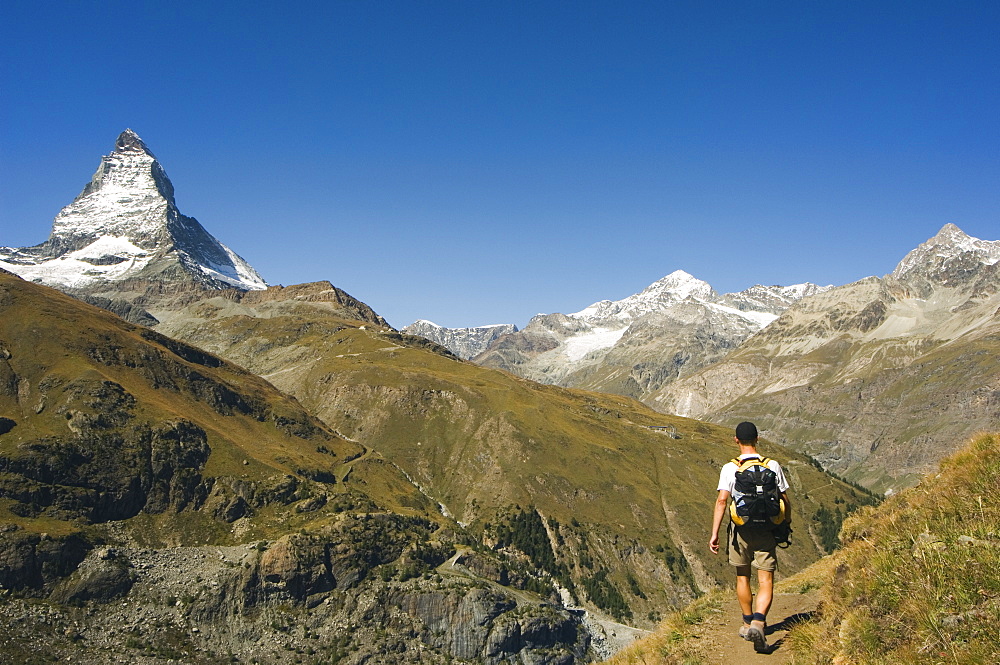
[746,567,771,652]
[735,565,753,616]
[735,565,754,638]
[755,568,774,618]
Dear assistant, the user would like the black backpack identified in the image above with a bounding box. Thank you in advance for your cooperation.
[729,456,786,527]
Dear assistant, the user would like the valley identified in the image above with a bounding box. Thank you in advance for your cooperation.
[1,129,995,663]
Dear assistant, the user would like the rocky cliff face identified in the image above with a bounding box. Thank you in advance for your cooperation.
[0,129,266,320]
[474,270,828,400]
[402,320,518,360]
[0,524,591,664]
[652,224,1000,493]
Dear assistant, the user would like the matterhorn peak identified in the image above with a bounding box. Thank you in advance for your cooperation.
[114,128,154,155]
[0,129,266,294]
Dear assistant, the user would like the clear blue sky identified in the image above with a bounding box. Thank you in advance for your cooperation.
[2,1,998,329]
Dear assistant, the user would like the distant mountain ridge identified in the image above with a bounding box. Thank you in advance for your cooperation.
[890,222,1000,284]
[0,129,266,299]
[570,270,824,325]
[471,270,829,400]
[401,320,518,359]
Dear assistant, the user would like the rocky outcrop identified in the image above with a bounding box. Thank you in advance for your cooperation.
[239,281,390,328]
[75,294,160,326]
[48,547,136,604]
[389,588,587,663]
[0,528,90,591]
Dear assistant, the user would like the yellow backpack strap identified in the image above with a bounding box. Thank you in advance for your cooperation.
[728,459,744,525]
[760,457,788,524]
[734,456,762,472]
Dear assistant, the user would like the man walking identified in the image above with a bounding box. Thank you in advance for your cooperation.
[709,421,791,653]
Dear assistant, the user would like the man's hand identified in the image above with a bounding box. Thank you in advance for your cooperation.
[710,489,730,555]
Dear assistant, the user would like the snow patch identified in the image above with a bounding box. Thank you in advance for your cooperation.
[704,302,779,327]
[563,327,628,362]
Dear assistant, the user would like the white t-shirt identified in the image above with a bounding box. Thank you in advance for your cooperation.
[717,454,789,494]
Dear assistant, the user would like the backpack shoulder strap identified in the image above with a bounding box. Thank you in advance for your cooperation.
[734,456,763,472]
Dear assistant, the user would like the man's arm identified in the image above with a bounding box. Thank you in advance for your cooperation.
[709,489,730,554]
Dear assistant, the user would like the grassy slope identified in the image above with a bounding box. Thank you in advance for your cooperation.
[788,431,1000,663]
[0,271,440,543]
[157,294,870,621]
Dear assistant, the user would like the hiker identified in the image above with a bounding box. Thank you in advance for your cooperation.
[709,421,791,653]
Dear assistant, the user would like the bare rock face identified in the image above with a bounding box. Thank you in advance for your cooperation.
[0,530,90,592]
[0,525,591,665]
[48,548,136,604]
[238,281,390,327]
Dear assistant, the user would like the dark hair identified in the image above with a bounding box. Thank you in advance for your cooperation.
[735,421,758,442]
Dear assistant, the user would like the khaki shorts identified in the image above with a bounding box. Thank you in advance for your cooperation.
[728,522,778,571]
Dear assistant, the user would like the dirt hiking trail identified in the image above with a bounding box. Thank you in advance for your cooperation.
[687,590,820,664]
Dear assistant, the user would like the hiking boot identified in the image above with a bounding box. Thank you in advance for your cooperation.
[747,620,768,653]
[738,624,751,640]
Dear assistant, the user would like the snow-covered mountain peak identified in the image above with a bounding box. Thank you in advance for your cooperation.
[891,224,1000,281]
[639,269,714,301]
[0,129,266,292]
[53,129,177,242]
[572,269,715,323]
